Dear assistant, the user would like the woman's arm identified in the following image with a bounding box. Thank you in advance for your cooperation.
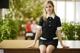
[27,26,42,48]
[56,29,64,47]
[33,27,42,45]
[32,26,42,46]
[56,27,69,48]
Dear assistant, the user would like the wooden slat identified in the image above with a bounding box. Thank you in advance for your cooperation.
[4,48,80,53]
[0,40,39,48]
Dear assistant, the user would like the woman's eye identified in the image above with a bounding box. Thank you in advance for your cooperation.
[46,6,52,8]
[46,7,48,8]
[49,6,51,8]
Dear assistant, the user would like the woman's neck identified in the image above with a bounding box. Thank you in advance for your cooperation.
[46,13,55,18]
[47,13,52,16]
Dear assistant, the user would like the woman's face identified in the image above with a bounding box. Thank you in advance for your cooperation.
[45,3,54,14]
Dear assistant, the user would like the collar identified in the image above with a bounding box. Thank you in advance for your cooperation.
[47,14,55,19]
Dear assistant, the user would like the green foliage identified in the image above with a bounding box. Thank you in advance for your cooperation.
[0,18,19,41]
[75,24,80,40]
[62,23,80,40]
[9,0,43,19]
[62,23,75,40]
[0,0,44,41]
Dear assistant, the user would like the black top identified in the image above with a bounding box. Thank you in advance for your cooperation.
[39,15,61,39]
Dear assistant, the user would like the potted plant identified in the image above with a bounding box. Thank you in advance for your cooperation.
[62,23,75,40]
[0,18,19,41]
[75,24,80,40]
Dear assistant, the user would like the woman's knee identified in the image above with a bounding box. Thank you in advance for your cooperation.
[46,45,55,53]
[39,45,46,53]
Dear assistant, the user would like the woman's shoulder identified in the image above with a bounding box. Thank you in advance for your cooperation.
[55,15,60,20]
[40,16,44,19]
[39,16,44,21]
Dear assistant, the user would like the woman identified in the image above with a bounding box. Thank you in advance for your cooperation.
[31,20,38,39]
[28,0,68,53]
[25,20,32,40]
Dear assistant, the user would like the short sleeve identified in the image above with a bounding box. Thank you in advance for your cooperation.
[38,16,44,26]
[57,17,61,27]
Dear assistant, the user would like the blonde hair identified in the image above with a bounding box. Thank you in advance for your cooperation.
[42,0,56,20]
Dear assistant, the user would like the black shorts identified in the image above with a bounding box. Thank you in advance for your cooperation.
[39,39,58,48]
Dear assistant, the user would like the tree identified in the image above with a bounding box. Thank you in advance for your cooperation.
[9,0,44,19]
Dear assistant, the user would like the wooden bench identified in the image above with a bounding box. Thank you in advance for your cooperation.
[3,48,80,53]
[0,40,80,53]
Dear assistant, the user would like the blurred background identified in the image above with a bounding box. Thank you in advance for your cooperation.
[0,0,80,41]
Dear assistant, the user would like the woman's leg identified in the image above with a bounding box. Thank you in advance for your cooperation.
[39,45,46,53]
[46,45,55,53]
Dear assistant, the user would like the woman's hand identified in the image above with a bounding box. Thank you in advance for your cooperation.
[26,41,36,48]
[62,45,69,48]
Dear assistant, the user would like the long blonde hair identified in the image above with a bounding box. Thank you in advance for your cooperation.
[42,0,56,21]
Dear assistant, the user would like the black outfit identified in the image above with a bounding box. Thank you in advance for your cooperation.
[39,15,61,48]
